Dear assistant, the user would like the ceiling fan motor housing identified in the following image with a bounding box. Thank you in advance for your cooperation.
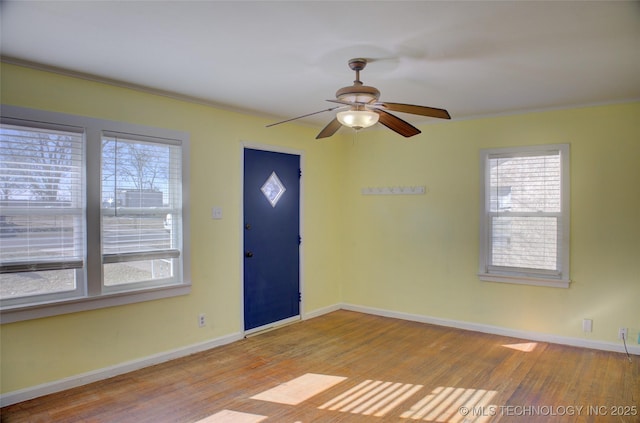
[335,84,380,106]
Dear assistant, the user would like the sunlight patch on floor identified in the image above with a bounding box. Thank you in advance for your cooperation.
[318,379,424,417]
[194,409,267,423]
[251,373,347,405]
[502,342,538,352]
[401,386,498,422]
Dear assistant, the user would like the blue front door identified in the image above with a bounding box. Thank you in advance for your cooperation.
[243,148,300,331]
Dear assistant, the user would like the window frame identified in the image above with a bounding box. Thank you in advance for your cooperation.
[1,105,191,323]
[478,144,570,288]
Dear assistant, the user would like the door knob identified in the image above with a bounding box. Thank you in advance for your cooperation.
[245,251,254,258]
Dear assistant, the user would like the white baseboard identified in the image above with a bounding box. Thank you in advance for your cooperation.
[3,303,637,407]
[0,332,242,407]
[340,303,640,356]
[245,304,342,337]
[303,303,341,320]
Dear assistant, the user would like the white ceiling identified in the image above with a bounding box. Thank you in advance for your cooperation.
[2,1,639,129]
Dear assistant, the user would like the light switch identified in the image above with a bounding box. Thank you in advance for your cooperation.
[212,207,223,219]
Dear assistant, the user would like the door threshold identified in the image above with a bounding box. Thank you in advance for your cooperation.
[244,315,301,338]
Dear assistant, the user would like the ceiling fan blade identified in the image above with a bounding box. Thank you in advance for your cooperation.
[316,117,342,139]
[376,109,421,138]
[266,106,341,127]
[375,102,451,119]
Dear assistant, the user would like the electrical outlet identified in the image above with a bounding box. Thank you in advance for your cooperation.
[618,327,627,340]
[198,313,206,328]
[582,318,593,332]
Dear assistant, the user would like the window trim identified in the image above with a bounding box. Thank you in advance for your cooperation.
[478,144,570,288]
[1,105,191,323]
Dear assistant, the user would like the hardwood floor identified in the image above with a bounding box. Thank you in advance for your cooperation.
[2,310,639,422]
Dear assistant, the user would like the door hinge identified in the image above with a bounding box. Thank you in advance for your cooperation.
[299,168,302,178]
[298,235,302,245]
[298,292,302,302]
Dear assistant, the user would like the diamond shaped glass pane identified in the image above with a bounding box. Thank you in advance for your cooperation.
[261,171,286,207]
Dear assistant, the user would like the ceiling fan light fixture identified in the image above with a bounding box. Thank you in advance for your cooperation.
[336,110,379,130]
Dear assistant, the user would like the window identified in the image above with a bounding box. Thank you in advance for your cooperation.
[0,123,85,304]
[101,133,182,290]
[479,144,570,288]
[1,106,190,322]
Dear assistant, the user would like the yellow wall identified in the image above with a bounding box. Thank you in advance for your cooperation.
[1,62,639,395]
[0,63,345,392]
[341,102,640,343]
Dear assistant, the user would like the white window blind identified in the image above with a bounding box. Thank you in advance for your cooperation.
[0,123,85,299]
[101,133,182,287]
[479,145,570,287]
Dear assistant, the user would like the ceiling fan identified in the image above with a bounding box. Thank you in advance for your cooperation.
[267,58,451,139]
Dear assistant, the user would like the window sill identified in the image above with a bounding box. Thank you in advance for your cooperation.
[478,273,570,289]
[0,284,191,324]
